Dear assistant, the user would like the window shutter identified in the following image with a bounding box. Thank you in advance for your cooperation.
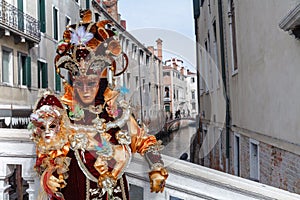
[53,7,58,40]
[55,73,61,92]
[40,0,46,32]
[26,56,31,87]
[42,63,48,88]
[17,0,24,31]
[86,0,90,9]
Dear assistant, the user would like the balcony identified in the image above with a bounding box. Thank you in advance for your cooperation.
[0,0,40,45]
[1,129,300,200]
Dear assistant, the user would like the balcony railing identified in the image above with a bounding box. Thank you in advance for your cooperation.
[1,129,300,200]
[0,0,40,42]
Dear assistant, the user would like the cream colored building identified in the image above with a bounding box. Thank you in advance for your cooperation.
[0,0,163,128]
[163,58,198,119]
[0,0,83,129]
[91,1,163,126]
[193,0,300,194]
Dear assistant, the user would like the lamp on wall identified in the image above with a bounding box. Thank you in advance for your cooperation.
[21,36,26,43]
[4,29,10,36]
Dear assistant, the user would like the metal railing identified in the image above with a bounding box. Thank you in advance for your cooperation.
[0,0,40,41]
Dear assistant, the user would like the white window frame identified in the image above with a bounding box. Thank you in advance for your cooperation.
[65,15,71,27]
[204,40,209,93]
[17,52,28,87]
[249,139,260,181]
[37,59,47,89]
[233,133,241,176]
[52,5,60,41]
[2,46,13,86]
[228,0,238,76]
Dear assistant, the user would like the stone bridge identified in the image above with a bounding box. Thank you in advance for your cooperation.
[1,129,300,200]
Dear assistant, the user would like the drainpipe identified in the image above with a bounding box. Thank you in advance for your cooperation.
[138,48,144,123]
[193,0,202,165]
[218,0,231,173]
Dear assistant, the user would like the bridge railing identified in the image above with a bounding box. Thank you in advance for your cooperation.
[0,128,300,200]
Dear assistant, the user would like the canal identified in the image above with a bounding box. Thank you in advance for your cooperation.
[157,120,196,161]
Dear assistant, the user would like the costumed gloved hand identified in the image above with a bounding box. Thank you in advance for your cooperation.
[149,167,168,193]
[48,175,67,192]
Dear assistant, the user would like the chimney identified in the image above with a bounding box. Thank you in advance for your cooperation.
[156,38,163,61]
[148,46,154,54]
[180,67,184,75]
[172,58,177,70]
[103,0,119,21]
[121,19,126,29]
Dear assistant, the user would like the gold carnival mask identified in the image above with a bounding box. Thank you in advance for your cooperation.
[73,74,100,105]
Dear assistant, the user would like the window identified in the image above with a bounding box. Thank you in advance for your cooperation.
[213,20,220,88]
[129,184,143,200]
[135,76,138,87]
[250,140,259,181]
[86,0,90,9]
[142,79,145,91]
[38,0,46,32]
[163,71,170,76]
[165,87,170,98]
[173,87,176,99]
[53,6,59,40]
[65,16,71,27]
[219,129,223,169]
[204,41,209,92]
[234,133,240,176]
[229,0,238,74]
[38,61,48,88]
[95,13,100,22]
[17,0,24,31]
[18,52,31,87]
[55,73,61,92]
[191,91,195,99]
[165,104,170,112]
[127,73,130,88]
[191,102,196,110]
[2,47,13,85]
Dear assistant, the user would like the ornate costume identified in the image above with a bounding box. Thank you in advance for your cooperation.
[29,10,168,200]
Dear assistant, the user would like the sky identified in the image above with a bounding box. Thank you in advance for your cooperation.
[118,0,197,72]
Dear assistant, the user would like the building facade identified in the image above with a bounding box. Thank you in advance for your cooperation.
[0,0,164,198]
[193,0,300,194]
[0,0,163,128]
[163,58,198,120]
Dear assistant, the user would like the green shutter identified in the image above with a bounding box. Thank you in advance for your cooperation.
[17,53,21,85]
[17,0,24,31]
[26,56,31,87]
[39,0,46,32]
[86,0,90,9]
[42,63,48,88]
[53,7,58,40]
[37,61,41,88]
[55,73,61,92]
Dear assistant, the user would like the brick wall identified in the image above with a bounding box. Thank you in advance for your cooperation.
[260,143,300,194]
[205,130,300,194]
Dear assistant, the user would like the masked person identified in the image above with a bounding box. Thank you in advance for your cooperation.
[29,10,168,200]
